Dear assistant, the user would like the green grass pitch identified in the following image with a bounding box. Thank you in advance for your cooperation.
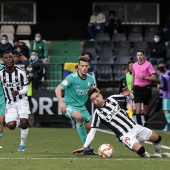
[0,127,170,170]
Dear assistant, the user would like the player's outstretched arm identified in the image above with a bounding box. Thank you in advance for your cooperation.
[72,128,97,154]
[72,147,86,154]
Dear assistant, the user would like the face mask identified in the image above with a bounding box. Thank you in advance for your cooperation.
[26,67,33,72]
[1,40,7,44]
[35,37,41,42]
[30,55,37,61]
[154,37,160,43]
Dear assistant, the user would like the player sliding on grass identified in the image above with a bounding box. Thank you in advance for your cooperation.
[55,56,98,155]
[72,87,170,158]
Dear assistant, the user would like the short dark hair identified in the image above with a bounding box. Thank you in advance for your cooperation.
[128,60,134,65]
[154,32,161,37]
[123,66,129,71]
[109,10,116,16]
[158,59,166,65]
[82,52,92,60]
[78,56,90,63]
[88,88,98,98]
[1,34,8,38]
[136,50,145,55]
[157,66,165,73]
[3,51,13,57]
[94,5,101,11]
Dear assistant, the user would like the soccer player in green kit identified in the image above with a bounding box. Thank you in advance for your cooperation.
[0,64,6,148]
[55,56,97,155]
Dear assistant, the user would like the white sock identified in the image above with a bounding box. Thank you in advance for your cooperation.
[152,142,161,153]
[20,128,29,146]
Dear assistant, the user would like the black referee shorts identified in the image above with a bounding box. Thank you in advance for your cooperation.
[133,85,152,105]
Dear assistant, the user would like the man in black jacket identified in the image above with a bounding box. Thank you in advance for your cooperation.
[148,33,167,65]
[28,51,43,90]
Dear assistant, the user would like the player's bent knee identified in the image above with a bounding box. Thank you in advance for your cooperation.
[153,135,162,143]
[7,122,16,130]
[20,121,29,128]
[137,146,145,156]
[74,116,84,123]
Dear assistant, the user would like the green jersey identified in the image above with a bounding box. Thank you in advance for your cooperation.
[0,64,5,115]
[59,72,95,107]
[126,71,133,92]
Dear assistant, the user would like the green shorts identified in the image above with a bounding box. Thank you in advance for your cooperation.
[65,105,92,123]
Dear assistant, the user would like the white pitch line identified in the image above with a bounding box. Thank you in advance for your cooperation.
[0,157,168,160]
[97,129,170,150]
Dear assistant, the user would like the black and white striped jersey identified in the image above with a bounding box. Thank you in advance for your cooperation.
[91,94,136,141]
[0,66,29,104]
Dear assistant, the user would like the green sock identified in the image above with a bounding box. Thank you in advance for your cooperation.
[165,113,170,123]
[0,133,2,139]
[76,122,87,144]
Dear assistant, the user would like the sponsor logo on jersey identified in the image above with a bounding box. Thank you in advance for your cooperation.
[62,80,68,86]
[88,82,91,87]
[3,82,20,88]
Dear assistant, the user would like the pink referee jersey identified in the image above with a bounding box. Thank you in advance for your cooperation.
[132,60,155,87]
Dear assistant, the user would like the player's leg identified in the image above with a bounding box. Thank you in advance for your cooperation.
[133,86,143,125]
[135,103,143,125]
[137,126,170,157]
[0,115,5,148]
[65,106,87,144]
[143,104,149,126]
[149,131,170,157]
[148,131,161,153]
[5,102,18,129]
[83,119,97,155]
[142,85,152,124]
[162,99,170,131]
[85,120,91,133]
[122,133,151,157]
[0,90,5,148]
[70,117,76,129]
[17,97,31,151]
[18,117,29,151]
[122,126,161,158]
[83,110,97,155]
[71,110,87,144]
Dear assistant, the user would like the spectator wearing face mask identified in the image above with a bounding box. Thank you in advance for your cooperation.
[29,33,49,80]
[29,33,48,63]
[148,33,167,65]
[28,51,44,90]
[0,34,13,59]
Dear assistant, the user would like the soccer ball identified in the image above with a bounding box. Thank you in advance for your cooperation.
[98,144,114,158]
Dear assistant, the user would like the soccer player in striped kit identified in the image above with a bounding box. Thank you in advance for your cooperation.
[72,87,170,158]
[0,51,30,151]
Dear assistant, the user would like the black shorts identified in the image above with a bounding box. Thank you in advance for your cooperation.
[133,85,152,105]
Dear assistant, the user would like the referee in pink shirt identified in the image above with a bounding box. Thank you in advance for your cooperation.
[132,50,156,126]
